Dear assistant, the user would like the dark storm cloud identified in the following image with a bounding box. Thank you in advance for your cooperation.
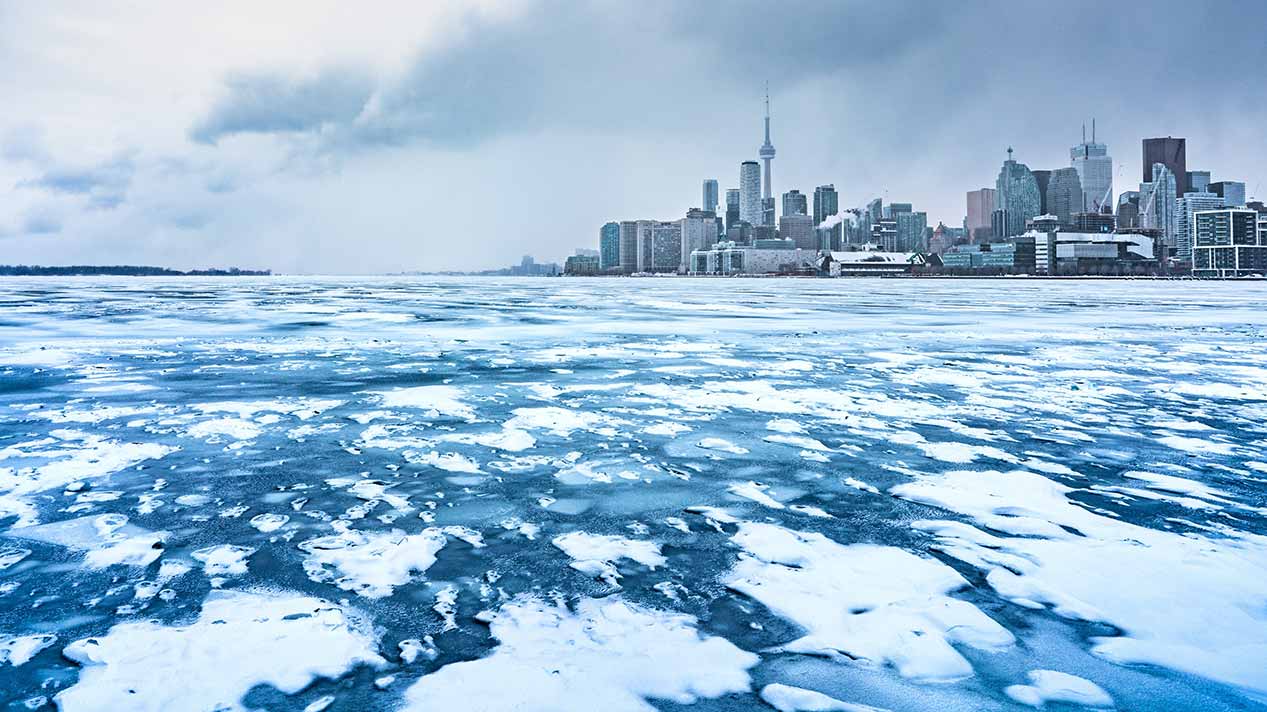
[190,69,375,145]
[185,1,961,152]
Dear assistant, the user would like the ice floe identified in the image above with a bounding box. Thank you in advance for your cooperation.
[401,595,757,712]
[552,531,666,586]
[56,590,384,712]
[759,683,885,712]
[375,385,475,420]
[723,522,1013,681]
[1004,669,1114,708]
[298,527,447,598]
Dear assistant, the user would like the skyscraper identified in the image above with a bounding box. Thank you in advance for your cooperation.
[739,161,762,225]
[995,148,1041,238]
[1143,137,1188,193]
[779,214,815,250]
[1071,122,1112,213]
[782,189,807,216]
[702,179,719,214]
[1031,170,1052,215]
[680,209,719,273]
[599,222,620,271]
[1187,171,1211,194]
[966,188,996,242]
[725,189,740,230]
[895,211,928,252]
[813,184,841,250]
[1046,167,1083,228]
[1140,163,1178,249]
[759,86,776,208]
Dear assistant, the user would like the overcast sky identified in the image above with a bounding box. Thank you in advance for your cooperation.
[1,0,1264,273]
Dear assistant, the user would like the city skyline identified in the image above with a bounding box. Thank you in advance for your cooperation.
[1,1,1265,273]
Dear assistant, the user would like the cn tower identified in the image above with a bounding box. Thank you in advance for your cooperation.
[758,83,775,203]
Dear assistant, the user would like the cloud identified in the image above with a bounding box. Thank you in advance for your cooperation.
[21,153,136,209]
[190,69,375,144]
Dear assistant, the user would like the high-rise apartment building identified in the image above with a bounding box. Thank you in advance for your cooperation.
[1192,208,1264,277]
[1071,123,1112,213]
[680,209,719,273]
[702,179,719,214]
[782,189,807,216]
[995,148,1041,238]
[1143,137,1188,193]
[618,220,642,274]
[1046,167,1083,228]
[740,161,762,225]
[599,222,620,271]
[895,211,928,252]
[1174,192,1224,261]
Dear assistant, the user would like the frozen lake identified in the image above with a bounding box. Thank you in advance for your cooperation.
[2,276,1267,711]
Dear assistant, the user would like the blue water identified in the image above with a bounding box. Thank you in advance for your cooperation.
[2,277,1266,711]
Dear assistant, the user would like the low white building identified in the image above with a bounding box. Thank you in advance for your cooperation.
[689,242,817,275]
[821,251,925,276]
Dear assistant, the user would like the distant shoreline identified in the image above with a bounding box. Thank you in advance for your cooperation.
[0,266,271,277]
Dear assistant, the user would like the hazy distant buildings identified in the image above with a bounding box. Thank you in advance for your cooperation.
[1174,192,1224,260]
[599,222,620,271]
[779,213,815,250]
[740,161,762,226]
[995,148,1042,238]
[813,184,841,250]
[1046,167,1083,228]
[1071,123,1112,213]
[702,179,719,214]
[1187,171,1211,194]
[966,188,996,242]
[725,189,740,231]
[1143,137,1188,192]
[1192,208,1265,277]
[782,189,807,216]
[762,197,776,227]
[1210,181,1246,207]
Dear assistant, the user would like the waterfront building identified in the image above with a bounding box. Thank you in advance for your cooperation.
[1033,232,1157,275]
[940,238,1036,274]
[820,250,927,276]
[1143,137,1188,192]
[1192,208,1265,277]
[740,161,762,226]
[1072,212,1116,233]
[637,221,683,273]
[681,209,720,273]
[995,148,1042,238]
[1210,181,1246,207]
[564,254,600,275]
[599,222,620,271]
[782,189,808,216]
[779,213,816,250]
[1174,192,1225,261]
[689,241,816,276]
[871,218,899,252]
[618,220,642,274]
[702,179,719,214]
[1046,167,1083,228]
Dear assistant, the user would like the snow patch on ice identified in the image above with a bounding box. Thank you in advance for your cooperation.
[1004,670,1113,708]
[552,531,666,586]
[298,528,447,598]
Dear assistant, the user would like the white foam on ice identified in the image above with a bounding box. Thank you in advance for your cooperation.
[0,633,57,666]
[7,513,166,568]
[759,683,886,712]
[697,438,749,455]
[401,595,757,712]
[552,531,666,586]
[504,407,612,437]
[1004,670,1113,708]
[193,398,341,420]
[298,528,447,598]
[728,481,786,510]
[374,385,475,420]
[56,589,384,712]
[0,431,176,526]
[724,522,1013,681]
[191,544,255,578]
[187,418,263,441]
[436,428,537,452]
[893,468,1267,695]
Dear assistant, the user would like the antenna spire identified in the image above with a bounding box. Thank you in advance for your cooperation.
[1092,118,1096,143]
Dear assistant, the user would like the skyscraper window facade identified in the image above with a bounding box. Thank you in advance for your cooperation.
[599,222,620,271]
[1143,137,1188,193]
[782,190,808,216]
[1046,168,1084,228]
[995,149,1041,238]
[1071,126,1112,213]
[739,161,762,226]
[725,189,740,230]
[1140,163,1178,249]
[1174,192,1224,261]
[702,179,719,214]
[813,184,840,250]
